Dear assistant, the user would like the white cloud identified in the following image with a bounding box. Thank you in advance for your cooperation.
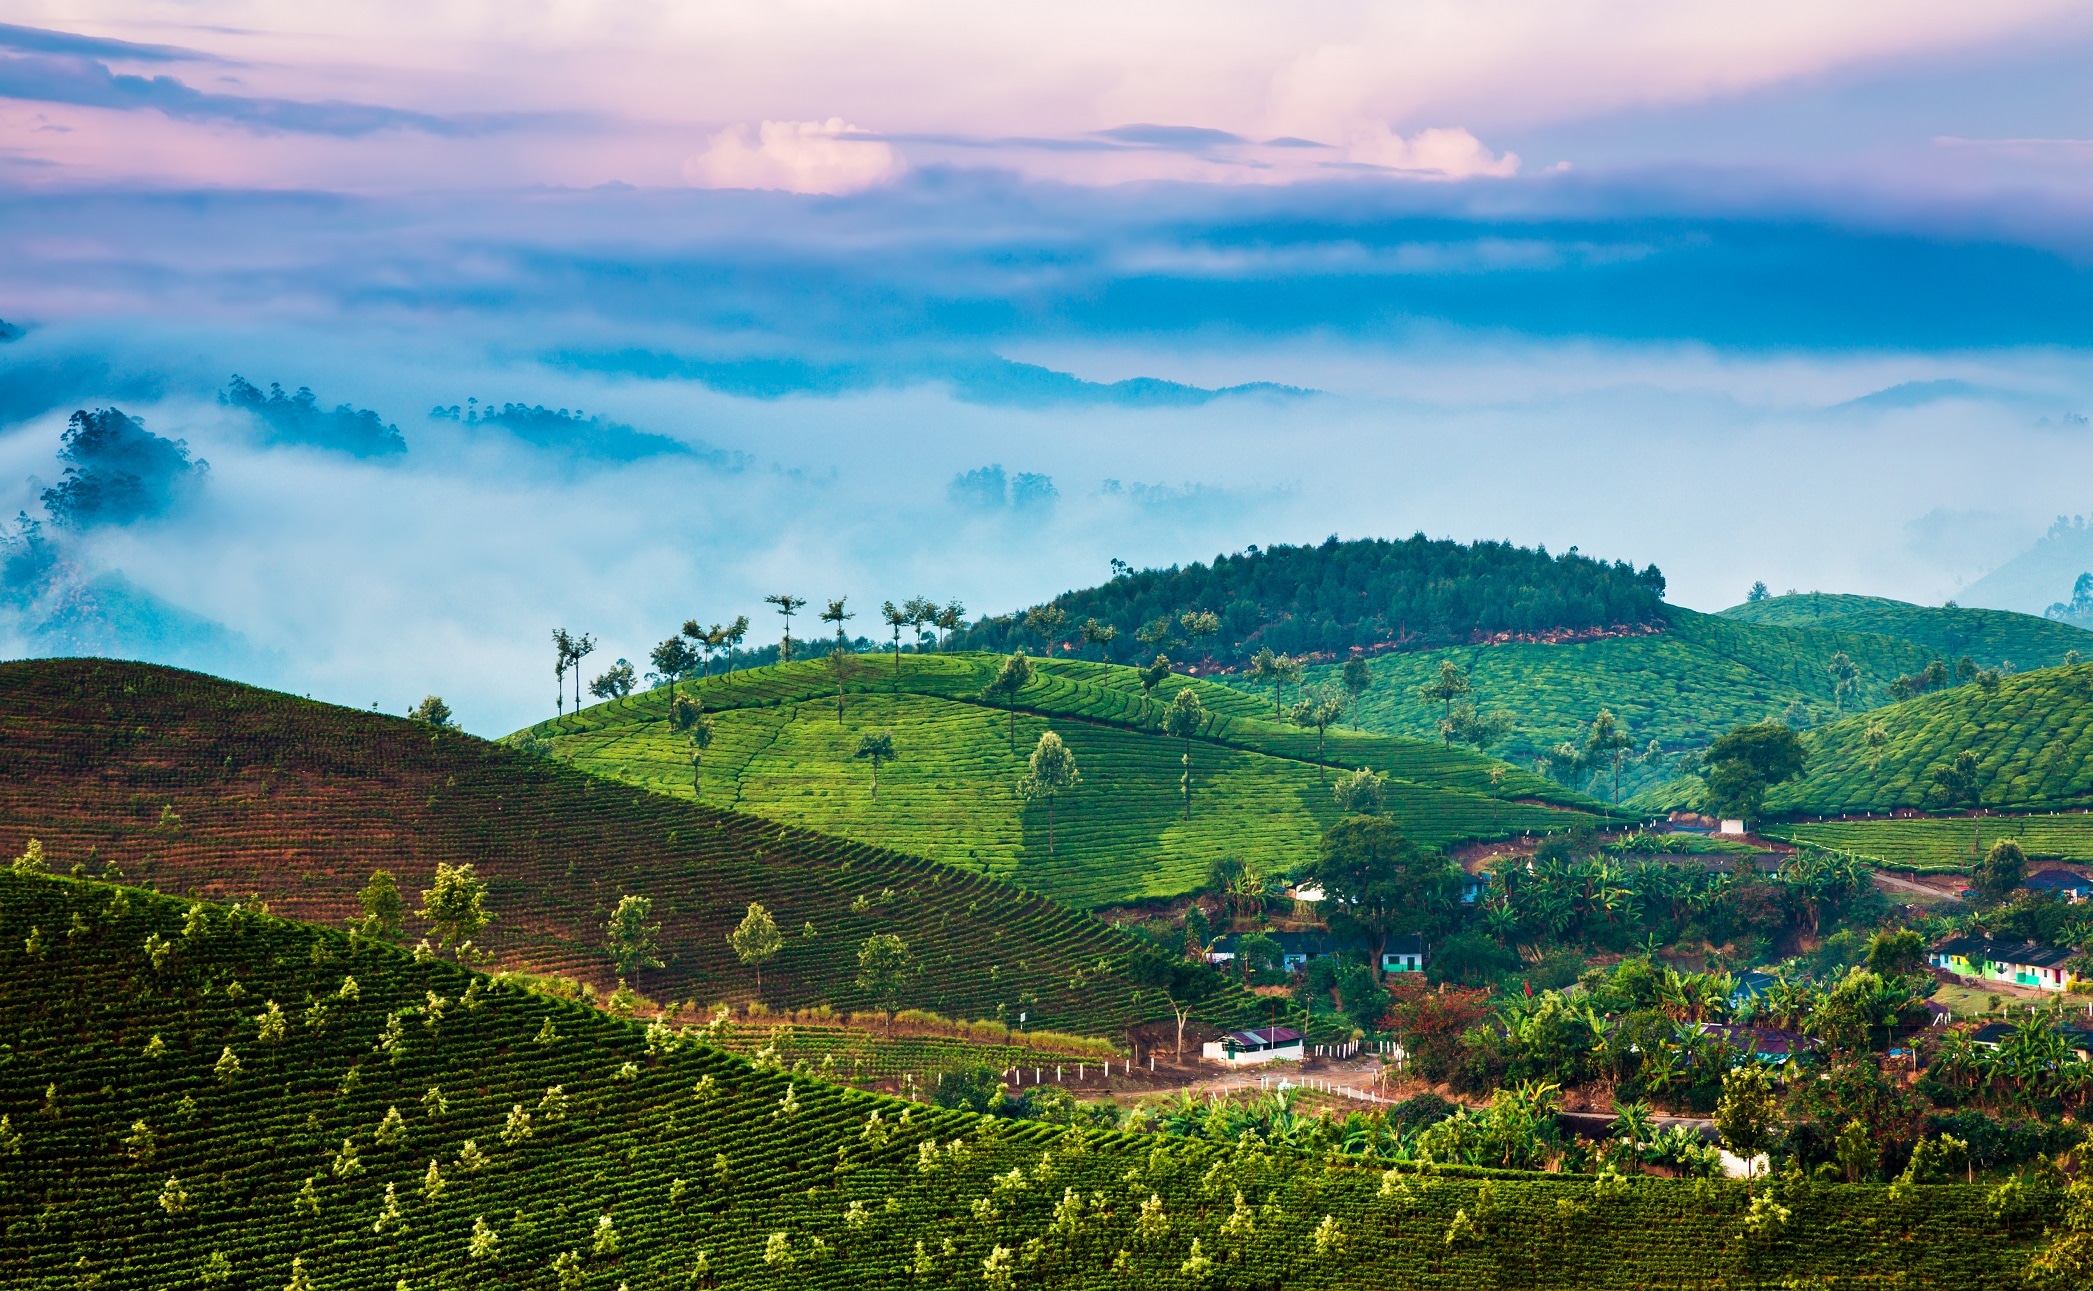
[683,118,900,194]
[1344,124,1519,178]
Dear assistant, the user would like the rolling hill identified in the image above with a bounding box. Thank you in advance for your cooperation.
[514,653,1606,907]
[0,658,1261,1039]
[0,869,2033,1291]
[1279,607,1947,799]
[1718,592,2089,669]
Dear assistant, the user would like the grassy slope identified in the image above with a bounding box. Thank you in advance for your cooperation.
[1282,607,1940,781]
[1718,592,2089,667]
[1765,662,2093,816]
[0,872,2036,1291]
[523,655,1600,907]
[0,658,1256,1039]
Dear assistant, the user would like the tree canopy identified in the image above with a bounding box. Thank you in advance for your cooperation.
[1304,816,1463,975]
[1701,721,1807,821]
[956,534,1665,665]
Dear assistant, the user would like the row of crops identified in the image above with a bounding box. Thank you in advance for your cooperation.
[0,872,2050,1289]
[0,659,1262,1037]
[1765,812,2093,874]
[698,1020,1117,1081]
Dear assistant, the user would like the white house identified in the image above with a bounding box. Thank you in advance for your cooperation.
[1201,1026,1305,1067]
[1381,932,1426,974]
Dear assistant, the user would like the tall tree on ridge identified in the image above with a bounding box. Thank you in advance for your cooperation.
[1250,647,1284,714]
[650,636,698,699]
[682,619,714,677]
[1079,617,1118,661]
[552,628,577,715]
[764,594,806,664]
[903,597,938,654]
[722,616,749,679]
[569,633,596,712]
[1025,604,1069,654]
[820,597,854,649]
[881,601,910,674]
[687,719,714,799]
[1291,691,1345,784]
[827,648,865,721]
[935,600,966,650]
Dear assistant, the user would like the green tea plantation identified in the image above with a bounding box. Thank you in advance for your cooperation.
[0,872,2052,1290]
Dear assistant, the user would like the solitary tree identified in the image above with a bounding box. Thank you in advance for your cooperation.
[1415,659,1471,742]
[1975,838,2027,903]
[854,730,897,799]
[419,863,492,960]
[827,649,866,722]
[855,934,919,1037]
[722,615,750,678]
[881,601,911,673]
[984,652,1035,750]
[1341,655,1373,725]
[1164,687,1206,819]
[1129,950,1219,1061]
[820,597,854,648]
[552,628,577,715]
[1134,616,1176,654]
[1584,709,1636,804]
[682,619,716,677]
[1305,816,1463,980]
[1290,692,1345,782]
[1827,651,1860,713]
[1025,604,1070,653]
[1701,721,1808,823]
[1139,654,1172,698]
[410,696,455,728]
[605,894,663,978]
[1019,730,1082,856]
[1713,1065,1779,1176]
[729,902,782,997]
[589,660,637,700]
[1332,766,1386,815]
[1178,611,1220,662]
[357,870,405,941]
[1079,617,1118,661]
[1250,648,1285,714]
[569,633,596,711]
[651,636,699,699]
[1930,750,1982,809]
[764,595,806,664]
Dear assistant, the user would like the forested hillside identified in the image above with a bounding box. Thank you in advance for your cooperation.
[957,535,1667,667]
[0,871,2043,1291]
[519,654,1603,907]
[0,659,1253,1037]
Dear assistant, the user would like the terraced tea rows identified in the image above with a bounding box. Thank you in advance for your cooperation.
[1768,662,2093,815]
[0,659,1257,1038]
[527,655,1598,905]
[1767,812,2093,873]
[0,873,2040,1290]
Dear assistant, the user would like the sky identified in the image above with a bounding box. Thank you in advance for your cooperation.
[3,3,2093,733]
